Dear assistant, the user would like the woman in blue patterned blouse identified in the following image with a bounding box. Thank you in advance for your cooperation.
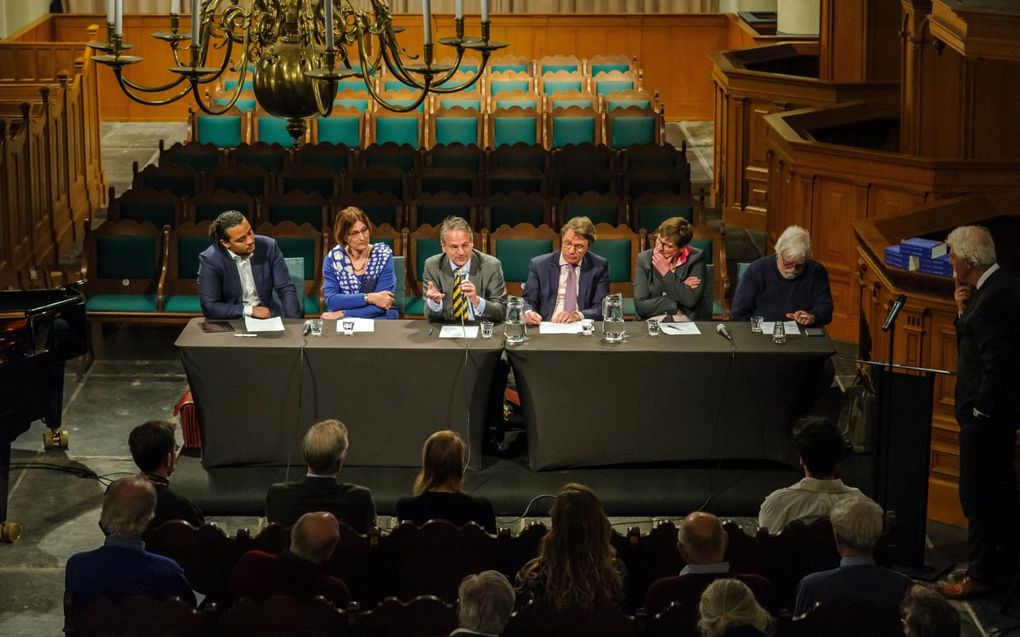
[321,206,398,319]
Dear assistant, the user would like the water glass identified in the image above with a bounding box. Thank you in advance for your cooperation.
[480,320,494,338]
[750,315,763,333]
[309,319,323,337]
[580,319,595,336]
[341,318,355,336]
[646,319,660,336]
[772,321,786,345]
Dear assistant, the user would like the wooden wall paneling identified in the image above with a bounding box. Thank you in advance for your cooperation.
[810,177,866,340]
[867,186,925,220]
[866,0,903,82]
[898,0,929,156]
[969,57,1020,160]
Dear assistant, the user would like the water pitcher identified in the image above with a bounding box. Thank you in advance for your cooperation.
[602,293,625,343]
[504,296,526,344]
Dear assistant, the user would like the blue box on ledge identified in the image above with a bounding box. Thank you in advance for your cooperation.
[884,244,908,269]
[918,254,953,277]
[900,237,947,259]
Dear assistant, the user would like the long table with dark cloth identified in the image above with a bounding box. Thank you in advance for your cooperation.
[506,322,836,470]
[176,319,503,469]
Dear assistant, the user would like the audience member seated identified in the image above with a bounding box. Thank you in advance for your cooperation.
[758,415,860,534]
[643,511,773,616]
[321,206,398,320]
[65,476,195,613]
[129,420,203,530]
[397,430,497,533]
[266,419,376,533]
[198,210,302,319]
[515,483,626,610]
[794,496,910,614]
[451,571,517,637]
[424,216,507,322]
[522,216,610,325]
[228,511,351,606]
[902,585,961,637]
[634,216,709,321]
[697,578,773,637]
[730,225,833,326]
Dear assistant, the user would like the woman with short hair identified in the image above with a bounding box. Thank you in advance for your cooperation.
[633,216,709,321]
[321,206,397,319]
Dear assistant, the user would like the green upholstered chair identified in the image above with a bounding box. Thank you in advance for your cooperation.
[370,223,406,257]
[488,223,559,296]
[631,194,694,233]
[212,92,257,113]
[588,54,632,77]
[259,220,324,316]
[593,70,638,96]
[489,55,532,75]
[295,142,352,172]
[108,187,181,229]
[223,77,254,93]
[737,261,751,284]
[336,77,371,93]
[131,162,200,198]
[333,88,371,113]
[548,106,599,149]
[391,255,407,315]
[163,222,212,315]
[361,142,420,173]
[208,164,270,200]
[230,141,288,173]
[622,141,687,172]
[493,93,540,111]
[624,168,689,200]
[485,167,546,197]
[547,90,598,113]
[411,192,477,230]
[606,105,662,149]
[587,223,640,317]
[427,143,482,174]
[489,143,548,172]
[194,106,247,148]
[555,168,617,197]
[553,143,616,172]
[256,115,301,147]
[484,192,551,230]
[559,192,626,227]
[372,105,424,147]
[280,164,338,199]
[604,89,657,112]
[190,189,255,224]
[538,54,581,75]
[316,107,364,147]
[84,219,165,318]
[158,140,222,172]
[263,191,329,230]
[489,106,541,148]
[541,70,585,96]
[430,107,482,148]
[416,167,477,198]
[435,95,484,113]
[487,70,533,96]
[340,191,403,229]
[345,166,407,200]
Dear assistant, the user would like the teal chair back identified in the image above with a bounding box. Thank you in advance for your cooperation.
[488,202,545,229]
[97,235,158,280]
[490,80,530,96]
[550,97,596,110]
[177,235,207,280]
[543,79,583,95]
[334,97,370,113]
[636,204,693,233]
[590,62,630,76]
[224,78,254,92]
[493,239,554,283]
[541,62,579,74]
[118,200,176,229]
[375,117,421,147]
[491,62,530,73]
[384,79,411,92]
[258,116,299,146]
[607,97,651,111]
[595,79,635,96]
[416,204,471,228]
[495,97,538,110]
[589,240,632,284]
[267,204,325,229]
[738,261,751,283]
[375,236,395,252]
[434,115,479,146]
[197,115,243,148]
[493,116,538,147]
[704,262,720,318]
[214,96,256,112]
[391,255,407,314]
[563,203,619,226]
[690,239,713,264]
[280,256,316,316]
[318,115,362,147]
[415,238,442,285]
[337,79,370,93]
[438,96,483,111]
[194,199,253,223]
[610,116,656,148]
[552,115,596,148]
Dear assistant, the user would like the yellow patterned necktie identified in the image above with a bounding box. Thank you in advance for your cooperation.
[451,272,468,320]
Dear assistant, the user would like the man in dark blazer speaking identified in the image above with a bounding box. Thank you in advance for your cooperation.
[423,216,507,322]
[938,225,1020,599]
[522,216,610,325]
[197,210,302,320]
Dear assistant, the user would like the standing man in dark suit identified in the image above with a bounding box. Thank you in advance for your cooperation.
[423,216,507,323]
[197,210,302,319]
[938,225,1020,599]
[265,419,376,534]
[522,216,610,325]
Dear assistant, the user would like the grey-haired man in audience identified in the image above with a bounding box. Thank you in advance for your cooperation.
[452,570,516,637]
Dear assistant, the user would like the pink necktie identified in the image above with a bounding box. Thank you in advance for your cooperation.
[563,265,577,313]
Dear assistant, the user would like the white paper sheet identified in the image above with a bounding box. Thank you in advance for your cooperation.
[762,320,801,336]
[439,325,480,338]
[243,316,285,332]
[335,318,376,333]
[659,322,701,335]
[538,322,584,334]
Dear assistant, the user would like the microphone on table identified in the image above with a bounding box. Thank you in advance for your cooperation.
[715,323,732,341]
[302,320,313,337]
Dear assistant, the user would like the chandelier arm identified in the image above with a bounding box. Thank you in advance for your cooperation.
[359,62,428,113]
[195,32,238,86]
[118,72,189,94]
[428,62,487,94]
[114,69,195,106]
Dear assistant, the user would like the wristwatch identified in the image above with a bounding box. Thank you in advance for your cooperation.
[363,293,368,304]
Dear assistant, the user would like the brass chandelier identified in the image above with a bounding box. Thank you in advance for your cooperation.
[91,0,506,141]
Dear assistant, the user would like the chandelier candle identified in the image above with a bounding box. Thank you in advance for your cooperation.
[324,0,334,50]
[423,0,432,46]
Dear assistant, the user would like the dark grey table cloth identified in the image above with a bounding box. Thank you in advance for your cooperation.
[505,322,836,470]
[176,319,503,469]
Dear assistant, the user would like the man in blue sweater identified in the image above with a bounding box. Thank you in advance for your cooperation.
[731,225,833,327]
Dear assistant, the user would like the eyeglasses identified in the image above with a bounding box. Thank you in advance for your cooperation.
[655,236,679,252]
[346,227,370,238]
[562,240,589,253]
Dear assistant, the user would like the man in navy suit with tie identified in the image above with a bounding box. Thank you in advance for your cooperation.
[522,216,610,325]
[197,210,302,320]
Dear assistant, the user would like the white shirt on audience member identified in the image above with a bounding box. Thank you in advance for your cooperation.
[758,476,862,534]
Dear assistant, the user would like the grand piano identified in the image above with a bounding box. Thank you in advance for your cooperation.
[0,286,86,542]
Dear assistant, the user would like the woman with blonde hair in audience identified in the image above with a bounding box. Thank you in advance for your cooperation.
[698,578,772,637]
[515,483,626,610]
[321,206,398,320]
[396,430,496,533]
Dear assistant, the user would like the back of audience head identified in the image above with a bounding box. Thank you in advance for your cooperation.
[531,482,620,610]
[458,571,516,635]
[99,476,157,538]
[792,415,846,478]
[679,511,727,565]
[698,578,771,637]
[829,495,884,555]
[303,419,349,475]
[289,511,340,564]
[414,430,466,495]
[901,585,960,637]
[128,420,178,475]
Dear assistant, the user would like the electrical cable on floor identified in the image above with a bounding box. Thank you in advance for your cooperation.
[10,462,101,482]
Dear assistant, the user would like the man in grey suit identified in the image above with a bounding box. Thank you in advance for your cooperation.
[794,495,910,614]
[423,216,507,322]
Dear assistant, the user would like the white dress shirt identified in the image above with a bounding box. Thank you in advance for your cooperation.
[758,476,863,534]
[229,249,260,317]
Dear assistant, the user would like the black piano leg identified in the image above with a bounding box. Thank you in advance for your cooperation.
[0,437,22,543]
[42,361,68,450]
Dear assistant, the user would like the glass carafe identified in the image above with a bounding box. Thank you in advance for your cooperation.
[602,293,625,343]
[504,296,526,344]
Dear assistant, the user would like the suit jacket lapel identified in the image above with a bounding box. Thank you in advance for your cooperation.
[545,253,561,314]
[219,248,244,300]
[576,253,592,306]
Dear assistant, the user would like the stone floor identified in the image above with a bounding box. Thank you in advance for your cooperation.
[1,122,1016,636]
